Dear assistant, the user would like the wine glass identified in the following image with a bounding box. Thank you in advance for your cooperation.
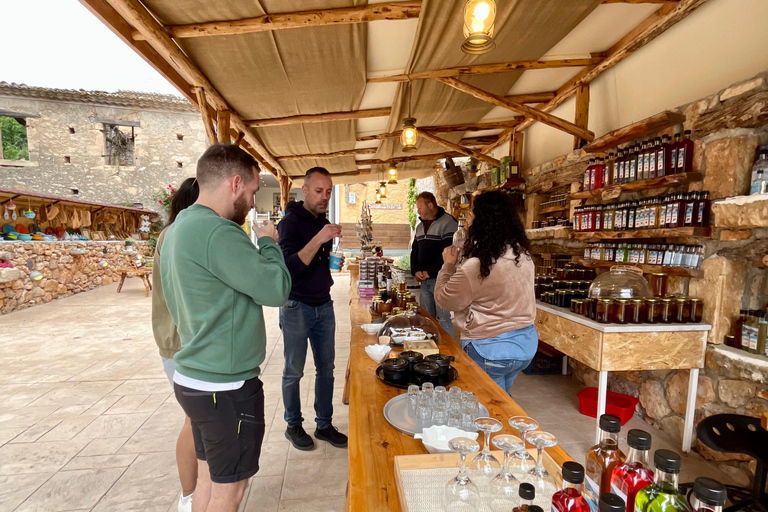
[525,430,559,505]
[487,435,524,512]
[444,437,481,512]
[508,416,539,478]
[468,417,502,492]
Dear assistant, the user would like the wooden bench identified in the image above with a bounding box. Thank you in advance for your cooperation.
[116,267,152,297]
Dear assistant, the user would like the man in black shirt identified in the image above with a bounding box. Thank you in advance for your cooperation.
[277,167,347,451]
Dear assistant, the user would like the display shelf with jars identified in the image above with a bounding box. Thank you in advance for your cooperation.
[569,172,702,201]
[581,111,686,154]
[571,226,710,241]
[572,257,703,278]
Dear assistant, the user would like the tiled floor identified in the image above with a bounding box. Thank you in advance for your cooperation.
[0,274,735,512]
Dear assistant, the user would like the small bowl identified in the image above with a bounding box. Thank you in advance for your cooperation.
[364,344,391,363]
[361,323,380,335]
[414,425,479,454]
[404,332,426,341]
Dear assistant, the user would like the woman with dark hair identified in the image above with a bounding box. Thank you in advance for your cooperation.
[435,190,537,394]
[151,177,199,512]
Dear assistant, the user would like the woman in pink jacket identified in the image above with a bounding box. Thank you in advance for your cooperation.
[435,190,537,395]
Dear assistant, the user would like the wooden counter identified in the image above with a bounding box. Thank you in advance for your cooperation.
[346,283,575,512]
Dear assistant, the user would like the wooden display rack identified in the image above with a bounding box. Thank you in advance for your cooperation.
[572,226,711,241]
[572,256,704,278]
[570,172,703,201]
[582,111,686,154]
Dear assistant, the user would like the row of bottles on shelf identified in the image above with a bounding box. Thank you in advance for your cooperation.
[726,309,768,358]
[584,243,705,269]
[583,130,695,191]
[573,192,710,232]
[551,414,726,512]
[750,144,768,195]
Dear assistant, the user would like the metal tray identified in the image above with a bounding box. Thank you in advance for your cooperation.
[382,393,490,436]
[375,365,459,389]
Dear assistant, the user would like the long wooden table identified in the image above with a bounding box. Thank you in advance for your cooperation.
[346,277,574,512]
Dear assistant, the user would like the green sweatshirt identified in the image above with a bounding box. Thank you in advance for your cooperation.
[161,204,291,383]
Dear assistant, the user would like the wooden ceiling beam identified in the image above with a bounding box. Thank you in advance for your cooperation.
[602,0,679,3]
[369,57,603,83]
[484,0,707,152]
[245,108,391,128]
[505,92,557,104]
[195,88,216,144]
[216,110,231,143]
[277,147,378,162]
[458,135,499,146]
[436,77,595,141]
[356,119,523,142]
[132,2,421,40]
[356,152,463,167]
[103,0,283,175]
[419,131,500,167]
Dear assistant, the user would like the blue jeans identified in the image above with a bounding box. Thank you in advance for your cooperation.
[465,342,531,395]
[280,299,336,430]
[419,278,454,338]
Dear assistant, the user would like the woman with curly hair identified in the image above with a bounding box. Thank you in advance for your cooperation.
[435,190,537,394]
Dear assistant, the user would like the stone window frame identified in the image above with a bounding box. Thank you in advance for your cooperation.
[90,116,139,167]
[0,109,39,167]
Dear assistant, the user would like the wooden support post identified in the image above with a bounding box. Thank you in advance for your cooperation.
[511,131,524,163]
[278,175,293,211]
[574,83,590,150]
[195,88,216,144]
[217,110,231,143]
[233,132,245,146]
[418,131,500,167]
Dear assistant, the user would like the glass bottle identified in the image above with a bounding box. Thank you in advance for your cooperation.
[746,311,760,354]
[756,311,767,356]
[670,133,681,174]
[553,461,591,512]
[696,191,710,227]
[627,202,637,230]
[618,149,627,184]
[584,159,595,191]
[641,141,650,180]
[649,138,660,179]
[683,193,696,227]
[453,220,467,260]
[585,414,626,510]
[613,151,621,185]
[628,145,638,182]
[678,130,694,173]
[634,449,692,512]
[602,494,627,512]
[513,482,535,512]
[751,147,768,195]
[611,429,654,512]
[604,155,613,188]
[691,477,727,512]
[657,135,671,177]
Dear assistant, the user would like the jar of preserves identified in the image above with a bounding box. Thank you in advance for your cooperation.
[660,298,676,324]
[629,299,646,324]
[596,298,614,324]
[586,297,597,320]
[613,299,630,324]
[556,290,568,308]
[645,298,662,324]
[675,298,691,323]
[572,299,585,316]
[689,298,704,323]
[648,273,668,298]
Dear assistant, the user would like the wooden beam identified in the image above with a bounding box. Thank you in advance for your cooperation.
[217,110,231,143]
[511,132,524,163]
[105,0,284,174]
[357,119,523,142]
[603,0,679,3]
[356,152,463,167]
[132,2,422,40]
[419,131,500,167]
[245,108,390,128]
[196,88,217,144]
[278,175,294,211]
[277,148,377,162]
[437,77,595,142]
[505,92,557,104]
[459,135,498,146]
[233,132,245,146]
[369,57,603,83]
[573,83,590,150]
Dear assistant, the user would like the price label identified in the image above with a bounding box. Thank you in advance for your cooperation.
[601,187,622,201]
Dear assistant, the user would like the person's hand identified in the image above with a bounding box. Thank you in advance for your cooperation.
[254,222,278,242]
[315,224,342,244]
[442,246,459,265]
[339,255,346,269]
[414,270,428,282]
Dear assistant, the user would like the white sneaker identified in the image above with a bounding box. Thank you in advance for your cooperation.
[178,493,193,512]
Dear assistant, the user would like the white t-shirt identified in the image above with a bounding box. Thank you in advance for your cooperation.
[173,371,244,392]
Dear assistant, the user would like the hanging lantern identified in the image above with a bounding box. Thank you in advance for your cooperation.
[375,192,382,204]
[462,0,496,55]
[388,164,398,184]
[400,118,419,152]
[379,182,388,199]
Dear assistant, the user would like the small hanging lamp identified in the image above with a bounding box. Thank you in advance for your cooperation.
[375,192,382,204]
[387,163,398,184]
[379,181,388,199]
[400,82,419,152]
[462,0,497,55]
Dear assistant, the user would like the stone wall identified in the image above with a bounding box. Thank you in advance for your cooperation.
[339,181,411,225]
[0,86,207,214]
[0,241,150,315]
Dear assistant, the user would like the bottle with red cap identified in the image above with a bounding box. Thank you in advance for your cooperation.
[610,429,654,512]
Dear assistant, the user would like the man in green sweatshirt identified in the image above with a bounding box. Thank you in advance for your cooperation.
[161,143,291,512]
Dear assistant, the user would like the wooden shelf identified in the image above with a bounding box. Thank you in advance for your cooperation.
[571,227,711,241]
[539,205,569,215]
[569,172,702,201]
[572,257,704,278]
[527,226,572,240]
[583,111,686,154]
[473,176,525,195]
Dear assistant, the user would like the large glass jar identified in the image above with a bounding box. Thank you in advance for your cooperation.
[689,298,704,323]
[629,299,646,324]
[596,298,614,324]
[648,273,668,298]
[645,299,662,324]
[613,299,630,324]
[675,298,691,323]
[588,266,653,300]
[377,309,440,345]
[660,298,676,324]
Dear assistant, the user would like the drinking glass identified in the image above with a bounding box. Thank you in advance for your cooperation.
[468,417,503,492]
[444,437,481,512]
[508,416,538,477]
[432,402,448,426]
[525,430,559,505]
[415,393,432,432]
[448,402,462,428]
[487,435,524,512]
[434,386,447,407]
[422,381,435,403]
[449,386,462,397]
[461,396,479,432]
[461,390,474,406]
[406,385,419,418]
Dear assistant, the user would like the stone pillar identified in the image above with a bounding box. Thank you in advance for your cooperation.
[689,255,747,343]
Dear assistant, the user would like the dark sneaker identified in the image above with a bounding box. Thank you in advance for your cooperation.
[285,425,314,451]
[314,425,348,448]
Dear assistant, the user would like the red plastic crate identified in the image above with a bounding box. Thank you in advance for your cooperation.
[576,387,639,425]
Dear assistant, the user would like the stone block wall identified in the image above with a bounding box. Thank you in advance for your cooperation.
[0,241,150,314]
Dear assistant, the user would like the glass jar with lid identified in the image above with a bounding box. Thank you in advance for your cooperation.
[675,297,691,323]
[660,298,676,323]
[645,298,662,324]
[588,266,653,300]
[689,298,704,323]
[629,299,646,324]
[596,298,614,324]
[613,299,630,324]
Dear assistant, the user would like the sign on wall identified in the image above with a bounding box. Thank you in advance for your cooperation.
[368,203,402,210]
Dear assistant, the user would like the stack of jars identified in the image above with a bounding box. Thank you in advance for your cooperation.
[571,295,704,325]
[536,263,598,309]
[573,191,711,232]
[584,243,705,269]
[582,130,696,191]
